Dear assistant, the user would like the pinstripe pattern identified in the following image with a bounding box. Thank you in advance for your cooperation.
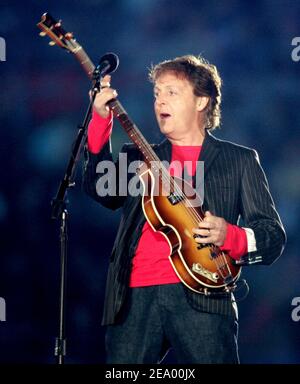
[82,131,286,325]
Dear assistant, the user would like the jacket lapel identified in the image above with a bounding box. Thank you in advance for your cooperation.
[155,138,172,162]
[198,130,221,176]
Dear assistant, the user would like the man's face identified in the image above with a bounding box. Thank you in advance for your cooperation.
[153,71,203,141]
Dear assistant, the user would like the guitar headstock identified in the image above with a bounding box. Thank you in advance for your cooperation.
[37,12,80,53]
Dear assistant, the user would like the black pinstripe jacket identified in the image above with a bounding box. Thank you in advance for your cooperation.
[83,130,286,325]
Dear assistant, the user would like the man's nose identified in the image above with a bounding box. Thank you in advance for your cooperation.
[155,95,166,105]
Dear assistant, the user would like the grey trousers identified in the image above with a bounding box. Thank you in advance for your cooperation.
[105,283,239,364]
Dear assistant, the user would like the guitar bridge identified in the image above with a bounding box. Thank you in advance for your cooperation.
[192,263,219,283]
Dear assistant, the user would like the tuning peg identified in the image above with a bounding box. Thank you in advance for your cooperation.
[55,20,62,27]
[65,32,74,40]
[49,41,56,46]
[39,32,46,37]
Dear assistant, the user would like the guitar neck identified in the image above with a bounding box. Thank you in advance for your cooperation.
[72,46,95,79]
[107,99,160,165]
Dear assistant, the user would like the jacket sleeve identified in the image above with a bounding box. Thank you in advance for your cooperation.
[236,149,286,266]
[82,140,134,211]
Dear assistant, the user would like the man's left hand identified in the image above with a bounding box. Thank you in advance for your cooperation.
[192,211,228,247]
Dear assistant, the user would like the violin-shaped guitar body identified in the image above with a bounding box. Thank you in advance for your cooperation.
[138,164,241,294]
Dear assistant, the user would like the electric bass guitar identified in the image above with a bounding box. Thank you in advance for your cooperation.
[37,13,241,294]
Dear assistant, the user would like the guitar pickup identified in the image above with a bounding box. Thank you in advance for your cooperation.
[168,192,184,205]
[193,234,208,250]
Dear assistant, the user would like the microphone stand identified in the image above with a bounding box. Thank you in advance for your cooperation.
[51,70,101,364]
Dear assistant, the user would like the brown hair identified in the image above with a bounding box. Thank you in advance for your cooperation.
[149,55,222,130]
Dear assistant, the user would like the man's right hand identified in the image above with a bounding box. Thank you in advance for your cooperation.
[91,75,118,118]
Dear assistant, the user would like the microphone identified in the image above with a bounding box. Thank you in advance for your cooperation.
[95,52,119,77]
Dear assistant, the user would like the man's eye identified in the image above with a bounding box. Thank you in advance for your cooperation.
[168,90,176,96]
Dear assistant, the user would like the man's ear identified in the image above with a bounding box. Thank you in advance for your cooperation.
[197,96,210,111]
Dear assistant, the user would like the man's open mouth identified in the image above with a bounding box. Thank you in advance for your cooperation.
[160,113,171,119]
